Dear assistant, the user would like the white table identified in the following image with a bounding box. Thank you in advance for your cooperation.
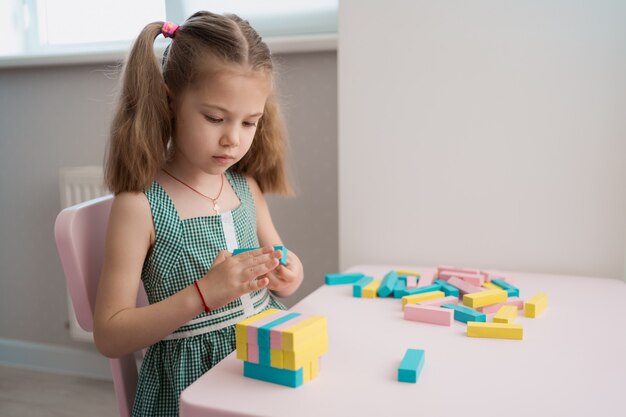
[180,265,626,417]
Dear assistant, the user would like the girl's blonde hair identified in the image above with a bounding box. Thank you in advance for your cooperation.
[105,11,291,195]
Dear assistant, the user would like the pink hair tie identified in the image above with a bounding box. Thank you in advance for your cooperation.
[161,22,179,39]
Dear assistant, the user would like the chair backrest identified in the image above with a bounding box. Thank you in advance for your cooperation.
[54,195,147,417]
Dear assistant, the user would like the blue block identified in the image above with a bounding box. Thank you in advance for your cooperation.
[434,279,460,298]
[258,312,301,347]
[325,272,365,285]
[393,279,407,298]
[233,246,288,265]
[398,348,425,383]
[490,278,520,297]
[440,304,486,323]
[377,270,399,297]
[398,283,443,297]
[353,276,374,297]
[259,346,271,366]
[397,275,407,284]
[243,361,303,388]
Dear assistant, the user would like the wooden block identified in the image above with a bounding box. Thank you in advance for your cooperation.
[378,270,399,297]
[493,305,518,323]
[243,361,304,388]
[247,343,259,364]
[404,305,453,326]
[311,358,320,380]
[281,316,328,351]
[490,278,520,297]
[417,295,459,307]
[399,283,443,297]
[270,314,311,349]
[283,338,328,370]
[476,297,524,314]
[393,278,407,298]
[246,310,294,345]
[235,309,282,345]
[438,271,485,286]
[236,341,247,361]
[416,272,435,288]
[463,289,508,308]
[398,349,425,383]
[402,291,445,310]
[270,348,283,368]
[467,322,523,340]
[362,279,381,298]
[482,282,501,291]
[405,275,418,288]
[437,265,482,277]
[447,276,485,296]
[325,272,365,285]
[441,303,486,323]
[396,269,421,277]
[434,279,460,298]
[353,275,374,298]
[258,312,302,347]
[524,293,548,318]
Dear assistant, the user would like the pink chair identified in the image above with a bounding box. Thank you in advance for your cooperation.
[54,195,148,417]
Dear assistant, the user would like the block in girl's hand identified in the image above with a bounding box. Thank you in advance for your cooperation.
[233,245,288,265]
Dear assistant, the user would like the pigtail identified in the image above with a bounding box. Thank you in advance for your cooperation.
[105,22,171,194]
[232,93,292,195]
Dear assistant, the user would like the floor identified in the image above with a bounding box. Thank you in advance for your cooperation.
[0,365,118,417]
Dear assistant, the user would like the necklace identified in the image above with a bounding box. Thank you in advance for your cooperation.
[162,169,225,214]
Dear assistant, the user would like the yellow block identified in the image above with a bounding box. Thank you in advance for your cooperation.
[463,289,507,308]
[467,322,523,340]
[311,358,320,380]
[493,305,518,323]
[396,269,421,277]
[303,359,312,383]
[235,308,281,345]
[401,290,445,310]
[524,293,548,318]
[270,348,283,368]
[236,341,247,361]
[282,316,328,351]
[283,337,328,370]
[482,282,500,291]
[362,280,381,298]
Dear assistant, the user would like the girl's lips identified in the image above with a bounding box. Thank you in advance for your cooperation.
[213,155,235,164]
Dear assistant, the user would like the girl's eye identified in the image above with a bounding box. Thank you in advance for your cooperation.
[243,121,258,127]
[205,115,223,123]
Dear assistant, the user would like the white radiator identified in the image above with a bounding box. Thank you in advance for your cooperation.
[59,166,110,342]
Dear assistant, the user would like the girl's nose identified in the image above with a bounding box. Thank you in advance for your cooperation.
[219,126,239,147]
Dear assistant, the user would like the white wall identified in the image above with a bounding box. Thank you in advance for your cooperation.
[339,0,626,279]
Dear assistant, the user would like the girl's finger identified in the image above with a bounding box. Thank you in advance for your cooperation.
[244,258,279,280]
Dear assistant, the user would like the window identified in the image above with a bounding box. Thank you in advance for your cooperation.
[0,0,337,63]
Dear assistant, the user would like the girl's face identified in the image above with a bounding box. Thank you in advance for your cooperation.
[170,69,270,175]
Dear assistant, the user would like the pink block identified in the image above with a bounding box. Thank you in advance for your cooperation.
[438,271,485,286]
[446,276,485,296]
[416,272,435,288]
[417,295,459,307]
[246,310,292,345]
[404,305,453,326]
[476,297,524,314]
[247,343,259,363]
[437,265,482,276]
[406,276,418,289]
[482,271,516,284]
[269,313,311,349]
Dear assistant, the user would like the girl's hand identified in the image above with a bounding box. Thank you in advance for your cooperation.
[263,249,303,298]
[197,247,282,310]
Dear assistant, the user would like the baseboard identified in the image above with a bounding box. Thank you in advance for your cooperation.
[0,338,111,380]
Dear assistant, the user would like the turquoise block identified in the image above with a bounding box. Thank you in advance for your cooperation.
[233,246,288,265]
[398,283,443,297]
[377,270,399,297]
[435,279,460,298]
[397,275,407,284]
[490,278,520,297]
[398,348,425,383]
[258,312,301,347]
[325,272,365,285]
[259,346,271,366]
[393,278,407,298]
[353,276,374,297]
[243,361,303,388]
[440,303,486,323]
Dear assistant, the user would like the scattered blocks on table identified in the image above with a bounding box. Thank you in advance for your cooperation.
[362,279,381,298]
[233,246,288,265]
[398,349,425,383]
[236,310,328,387]
[393,278,407,298]
[404,305,453,326]
[434,279,460,298]
[524,293,548,318]
[493,305,518,323]
[438,271,485,286]
[490,278,520,297]
[399,283,443,297]
[402,290,445,310]
[417,295,459,307]
[463,289,508,308]
[467,322,523,340]
[476,297,524,314]
[378,270,399,298]
[325,272,365,285]
[447,276,485,296]
[441,303,486,323]
[353,275,374,298]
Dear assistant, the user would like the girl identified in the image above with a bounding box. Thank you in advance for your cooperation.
[94,11,304,417]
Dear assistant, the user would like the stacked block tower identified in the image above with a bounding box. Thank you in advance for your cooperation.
[235,308,328,388]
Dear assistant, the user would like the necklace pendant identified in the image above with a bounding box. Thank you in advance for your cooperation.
[213,202,221,215]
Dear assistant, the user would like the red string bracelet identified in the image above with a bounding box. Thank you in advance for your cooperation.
[194,281,211,314]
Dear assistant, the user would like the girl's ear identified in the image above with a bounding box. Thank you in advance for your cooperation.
[165,85,175,114]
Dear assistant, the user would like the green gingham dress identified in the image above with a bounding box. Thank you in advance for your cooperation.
[132,170,285,417]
